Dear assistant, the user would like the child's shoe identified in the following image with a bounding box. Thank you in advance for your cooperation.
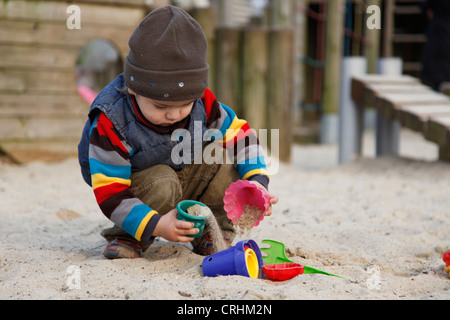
[103,237,144,259]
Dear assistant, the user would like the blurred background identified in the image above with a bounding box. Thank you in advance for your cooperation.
[0,0,448,163]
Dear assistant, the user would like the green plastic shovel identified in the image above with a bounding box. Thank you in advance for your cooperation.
[260,239,345,279]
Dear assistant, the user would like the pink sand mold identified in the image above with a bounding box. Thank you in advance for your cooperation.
[223,180,270,228]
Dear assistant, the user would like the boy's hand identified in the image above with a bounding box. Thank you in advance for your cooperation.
[247,181,278,216]
[153,208,199,243]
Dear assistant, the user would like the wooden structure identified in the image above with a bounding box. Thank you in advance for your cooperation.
[349,75,450,161]
[0,0,156,162]
[381,0,427,78]
[4,0,433,165]
[300,0,431,144]
[210,1,297,163]
[0,0,297,164]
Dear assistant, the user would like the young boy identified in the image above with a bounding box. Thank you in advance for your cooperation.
[78,5,277,259]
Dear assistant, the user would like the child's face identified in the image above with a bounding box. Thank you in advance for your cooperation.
[128,89,194,127]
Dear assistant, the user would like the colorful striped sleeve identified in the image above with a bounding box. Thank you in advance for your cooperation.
[202,89,269,188]
[89,112,161,242]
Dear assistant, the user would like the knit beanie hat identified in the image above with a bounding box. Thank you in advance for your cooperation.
[124,5,209,101]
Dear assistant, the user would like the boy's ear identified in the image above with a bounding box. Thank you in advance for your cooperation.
[127,88,136,96]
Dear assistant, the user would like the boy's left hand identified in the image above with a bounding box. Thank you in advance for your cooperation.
[248,181,278,217]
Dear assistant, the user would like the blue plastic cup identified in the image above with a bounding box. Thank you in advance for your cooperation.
[177,200,211,238]
[202,240,264,278]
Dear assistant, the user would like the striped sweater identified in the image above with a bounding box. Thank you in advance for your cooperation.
[88,88,269,242]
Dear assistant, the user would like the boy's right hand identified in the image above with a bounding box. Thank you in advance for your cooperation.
[153,208,198,243]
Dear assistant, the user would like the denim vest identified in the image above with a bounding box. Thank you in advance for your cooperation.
[78,74,208,186]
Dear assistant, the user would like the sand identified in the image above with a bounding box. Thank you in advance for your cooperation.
[0,129,449,300]
[188,204,228,253]
[235,205,264,232]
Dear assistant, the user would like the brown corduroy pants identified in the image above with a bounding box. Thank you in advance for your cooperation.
[101,146,239,250]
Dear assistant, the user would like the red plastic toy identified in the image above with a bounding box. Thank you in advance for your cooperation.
[262,263,305,281]
[443,252,450,277]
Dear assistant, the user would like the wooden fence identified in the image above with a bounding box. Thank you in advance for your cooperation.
[192,8,295,163]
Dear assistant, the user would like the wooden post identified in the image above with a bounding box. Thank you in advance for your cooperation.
[190,7,218,93]
[241,28,269,132]
[267,28,295,163]
[265,0,295,163]
[365,0,381,73]
[382,0,394,57]
[293,0,308,127]
[214,27,243,116]
[267,0,294,27]
[321,0,345,143]
[352,0,363,56]
[216,0,232,26]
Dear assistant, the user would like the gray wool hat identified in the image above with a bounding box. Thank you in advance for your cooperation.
[124,5,209,101]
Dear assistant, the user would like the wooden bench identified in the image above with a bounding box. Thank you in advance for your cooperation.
[351,74,420,107]
[375,93,450,120]
[346,74,450,161]
[397,105,450,133]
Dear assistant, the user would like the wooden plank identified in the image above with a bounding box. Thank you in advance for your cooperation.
[0,140,80,163]
[0,20,131,56]
[0,69,78,94]
[392,33,427,43]
[0,44,78,70]
[352,74,419,84]
[0,116,86,140]
[374,92,450,119]
[0,93,89,117]
[362,83,432,108]
[351,74,419,106]
[396,104,450,132]
[63,0,155,7]
[0,1,144,27]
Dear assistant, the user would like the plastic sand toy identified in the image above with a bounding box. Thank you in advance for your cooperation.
[263,263,305,281]
[177,200,211,238]
[261,239,345,279]
[202,240,264,279]
[443,252,450,277]
[223,180,270,228]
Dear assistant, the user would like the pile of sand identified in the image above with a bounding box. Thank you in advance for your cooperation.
[0,130,448,300]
